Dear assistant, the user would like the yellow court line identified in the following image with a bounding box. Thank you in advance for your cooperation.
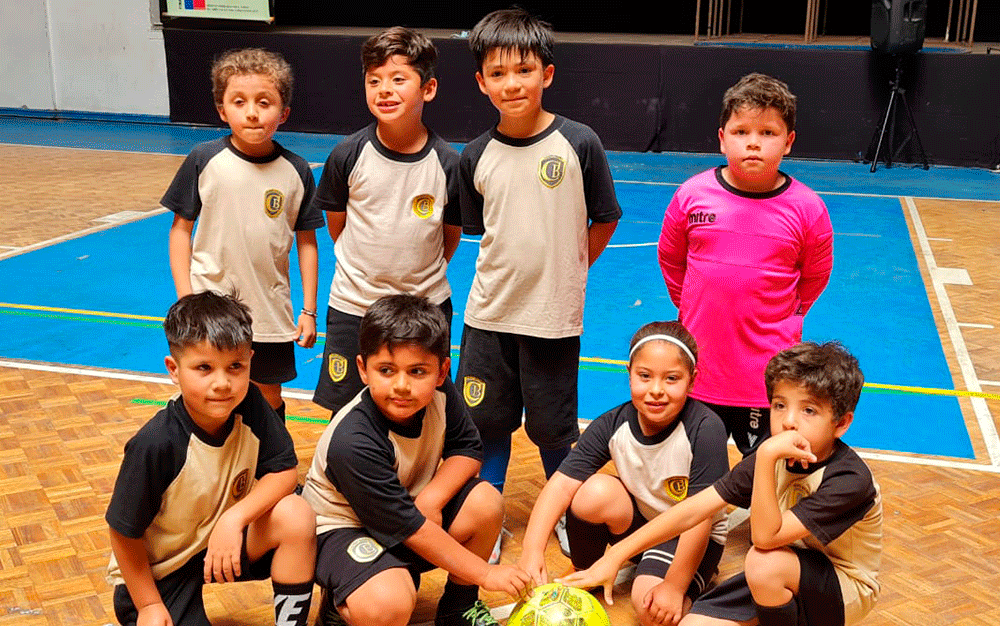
[5,302,999,401]
[864,382,1000,400]
[0,301,163,322]
[580,355,1000,400]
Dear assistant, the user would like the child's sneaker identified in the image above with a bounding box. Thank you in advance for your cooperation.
[487,526,512,564]
[555,514,571,557]
[316,589,346,626]
[434,600,499,626]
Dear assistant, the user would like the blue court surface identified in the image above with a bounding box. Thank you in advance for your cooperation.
[3,116,997,460]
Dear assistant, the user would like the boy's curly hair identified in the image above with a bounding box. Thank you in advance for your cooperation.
[720,72,796,132]
[211,48,293,107]
[765,342,864,419]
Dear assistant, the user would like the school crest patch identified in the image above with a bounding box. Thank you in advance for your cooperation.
[786,481,811,508]
[264,189,285,218]
[412,194,435,219]
[538,155,566,188]
[663,476,688,502]
[347,537,383,563]
[328,353,349,382]
[231,468,251,501]
[463,376,486,408]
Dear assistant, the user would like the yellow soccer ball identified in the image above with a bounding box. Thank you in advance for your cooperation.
[507,583,610,626]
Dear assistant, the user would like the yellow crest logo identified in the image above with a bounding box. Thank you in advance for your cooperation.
[328,354,349,382]
[231,468,251,501]
[538,155,566,188]
[664,476,689,502]
[347,537,383,563]
[412,194,435,219]
[264,189,284,217]
[786,482,811,508]
[463,376,486,408]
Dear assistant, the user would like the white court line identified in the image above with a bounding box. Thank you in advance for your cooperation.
[0,207,167,261]
[6,141,998,203]
[4,357,998,474]
[904,196,1000,466]
[958,322,994,329]
[980,380,1000,388]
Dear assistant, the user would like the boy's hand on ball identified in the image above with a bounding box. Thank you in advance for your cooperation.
[517,550,549,588]
[556,555,619,604]
[483,563,532,599]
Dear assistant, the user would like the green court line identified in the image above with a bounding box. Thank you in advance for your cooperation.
[9,302,1000,402]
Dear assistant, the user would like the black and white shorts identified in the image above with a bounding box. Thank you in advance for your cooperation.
[456,325,580,450]
[314,476,482,606]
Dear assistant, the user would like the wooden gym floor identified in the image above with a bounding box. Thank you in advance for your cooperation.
[1,134,999,626]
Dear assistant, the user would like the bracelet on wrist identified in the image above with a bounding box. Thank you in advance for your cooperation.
[300,308,317,318]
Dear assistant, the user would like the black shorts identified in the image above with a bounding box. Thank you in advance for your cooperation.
[701,402,770,456]
[112,534,274,626]
[568,493,722,600]
[314,300,453,414]
[456,325,580,450]
[250,341,296,385]
[689,546,844,626]
[315,476,482,606]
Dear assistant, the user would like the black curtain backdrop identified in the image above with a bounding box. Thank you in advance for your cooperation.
[164,27,1000,167]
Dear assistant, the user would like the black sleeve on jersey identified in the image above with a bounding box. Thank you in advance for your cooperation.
[713,454,755,509]
[557,403,622,482]
[441,379,484,461]
[286,150,323,231]
[105,406,189,538]
[241,385,298,479]
[560,121,623,224]
[685,402,730,495]
[310,127,369,214]
[159,139,226,220]
[791,446,879,545]
[434,137,463,227]
[459,135,489,235]
[323,410,426,547]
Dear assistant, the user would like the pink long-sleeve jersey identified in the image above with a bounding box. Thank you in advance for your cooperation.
[658,167,833,407]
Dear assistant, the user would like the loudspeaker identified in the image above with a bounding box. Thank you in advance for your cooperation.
[871,0,927,55]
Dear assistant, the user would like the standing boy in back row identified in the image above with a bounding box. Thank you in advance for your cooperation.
[311,27,462,418]
[458,8,622,561]
[166,49,322,421]
[658,73,833,456]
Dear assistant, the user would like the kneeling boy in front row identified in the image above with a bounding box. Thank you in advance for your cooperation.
[106,291,316,626]
[562,341,882,626]
[302,294,531,626]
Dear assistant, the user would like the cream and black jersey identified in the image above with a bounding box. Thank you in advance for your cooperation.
[714,440,882,624]
[559,399,730,545]
[301,380,482,548]
[311,123,461,317]
[459,115,622,339]
[105,385,298,585]
[161,137,322,342]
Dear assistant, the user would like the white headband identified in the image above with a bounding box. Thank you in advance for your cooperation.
[628,334,696,366]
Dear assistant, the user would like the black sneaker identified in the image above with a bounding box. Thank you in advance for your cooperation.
[315,589,347,626]
[434,600,498,626]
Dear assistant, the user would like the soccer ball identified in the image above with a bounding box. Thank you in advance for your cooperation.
[507,583,610,626]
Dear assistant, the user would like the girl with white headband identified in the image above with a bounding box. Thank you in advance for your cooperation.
[519,321,730,626]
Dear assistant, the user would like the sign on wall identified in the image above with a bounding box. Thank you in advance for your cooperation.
[165,0,271,21]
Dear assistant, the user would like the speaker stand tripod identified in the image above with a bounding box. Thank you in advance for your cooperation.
[868,56,929,172]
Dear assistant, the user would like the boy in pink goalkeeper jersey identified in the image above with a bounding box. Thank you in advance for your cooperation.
[658,73,833,456]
